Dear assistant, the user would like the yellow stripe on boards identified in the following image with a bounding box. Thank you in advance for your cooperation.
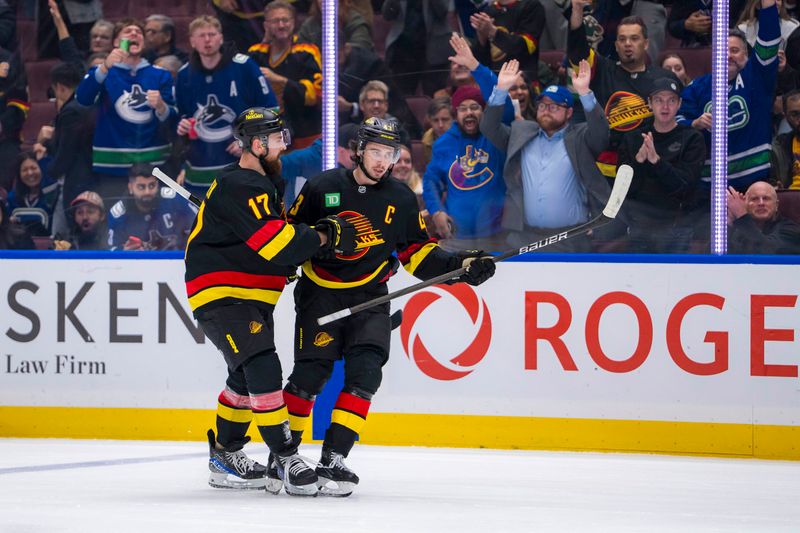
[216,403,252,424]
[331,409,367,434]
[1,407,797,460]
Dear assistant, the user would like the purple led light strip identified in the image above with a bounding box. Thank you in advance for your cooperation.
[711,3,729,254]
[321,0,338,171]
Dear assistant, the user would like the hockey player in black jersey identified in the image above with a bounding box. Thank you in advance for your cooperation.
[184,107,356,496]
[279,117,497,496]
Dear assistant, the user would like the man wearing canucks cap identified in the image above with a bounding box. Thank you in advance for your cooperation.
[184,106,358,497]
[481,59,617,252]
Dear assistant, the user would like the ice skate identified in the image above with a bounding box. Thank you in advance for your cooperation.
[315,449,359,497]
[275,453,319,496]
[206,429,267,490]
[264,453,283,495]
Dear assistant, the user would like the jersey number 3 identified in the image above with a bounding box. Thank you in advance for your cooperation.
[248,194,271,219]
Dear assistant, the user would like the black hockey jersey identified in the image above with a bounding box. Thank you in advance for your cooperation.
[184,163,321,316]
[247,36,322,145]
[287,167,459,291]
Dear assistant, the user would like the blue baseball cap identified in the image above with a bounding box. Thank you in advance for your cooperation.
[538,85,574,108]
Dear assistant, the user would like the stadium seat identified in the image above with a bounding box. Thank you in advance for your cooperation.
[21,102,57,145]
[405,95,431,131]
[410,140,427,175]
[32,236,54,250]
[777,190,800,224]
[372,14,390,59]
[539,49,566,70]
[25,60,58,104]
[659,47,712,81]
[18,19,37,62]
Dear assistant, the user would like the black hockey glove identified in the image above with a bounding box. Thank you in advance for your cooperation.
[456,250,496,286]
[315,215,357,254]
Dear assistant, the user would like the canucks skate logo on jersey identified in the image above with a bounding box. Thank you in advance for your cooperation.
[703,96,749,131]
[335,210,384,260]
[194,94,237,143]
[115,84,155,124]
[605,91,652,132]
[448,145,494,190]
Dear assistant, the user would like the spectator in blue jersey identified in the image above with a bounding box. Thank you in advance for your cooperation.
[6,152,60,237]
[678,0,780,193]
[481,60,614,253]
[422,85,506,251]
[76,18,178,203]
[175,15,277,197]
[108,163,196,251]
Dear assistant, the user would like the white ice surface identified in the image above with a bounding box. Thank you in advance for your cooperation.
[0,439,798,533]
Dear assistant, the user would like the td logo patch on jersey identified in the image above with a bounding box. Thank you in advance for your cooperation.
[115,84,153,124]
[194,94,237,143]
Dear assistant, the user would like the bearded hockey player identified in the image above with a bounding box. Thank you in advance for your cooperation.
[184,107,356,497]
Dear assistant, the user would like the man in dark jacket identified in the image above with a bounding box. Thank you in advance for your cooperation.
[727,181,800,254]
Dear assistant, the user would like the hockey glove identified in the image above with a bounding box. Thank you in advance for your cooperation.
[456,250,496,286]
[315,215,357,254]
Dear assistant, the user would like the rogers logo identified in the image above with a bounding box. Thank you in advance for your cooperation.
[400,284,492,380]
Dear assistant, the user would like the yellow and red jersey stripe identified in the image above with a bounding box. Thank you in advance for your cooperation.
[186,270,287,311]
[398,238,439,276]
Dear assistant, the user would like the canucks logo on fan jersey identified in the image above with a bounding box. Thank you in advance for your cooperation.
[115,84,154,124]
[448,145,494,190]
[193,94,237,143]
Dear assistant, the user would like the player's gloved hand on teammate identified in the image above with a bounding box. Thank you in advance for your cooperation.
[456,250,496,286]
[315,215,357,254]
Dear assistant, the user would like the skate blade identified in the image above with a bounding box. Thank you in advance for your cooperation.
[283,482,319,497]
[317,476,356,497]
[208,472,266,490]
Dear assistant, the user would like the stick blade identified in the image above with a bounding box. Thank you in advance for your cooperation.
[602,164,633,219]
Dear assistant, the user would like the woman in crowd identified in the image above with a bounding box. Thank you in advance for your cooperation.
[660,53,692,87]
[507,71,537,121]
[6,152,60,237]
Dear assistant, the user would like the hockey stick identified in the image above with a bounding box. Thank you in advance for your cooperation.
[153,167,202,208]
[316,164,634,326]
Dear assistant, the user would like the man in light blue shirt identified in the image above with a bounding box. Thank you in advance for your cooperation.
[480,59,618,252]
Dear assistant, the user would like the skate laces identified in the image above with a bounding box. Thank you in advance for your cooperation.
[326,451,350,472]
[224,449,257,474]
[284,454,311,477]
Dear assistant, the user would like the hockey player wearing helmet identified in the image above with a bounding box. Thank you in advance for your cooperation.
[277,117,497,496]
[185,107,356,497]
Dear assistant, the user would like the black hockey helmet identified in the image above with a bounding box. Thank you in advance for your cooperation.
[355,117,402,153]
[232,107,289,151]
